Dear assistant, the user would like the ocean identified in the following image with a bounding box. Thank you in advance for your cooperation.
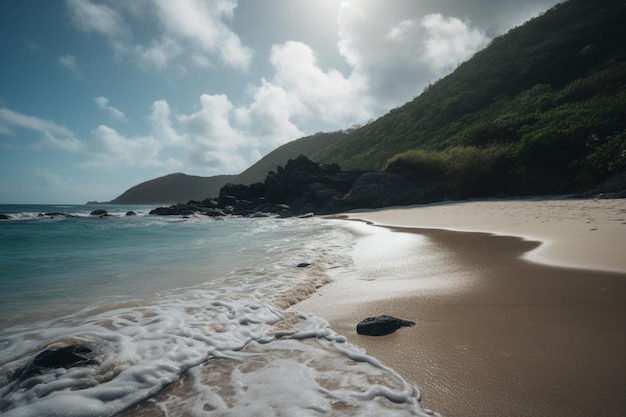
[0,204,434,417]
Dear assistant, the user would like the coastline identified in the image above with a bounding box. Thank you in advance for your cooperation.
[296,197,626,417]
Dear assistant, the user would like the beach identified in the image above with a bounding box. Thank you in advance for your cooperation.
[296,197,626,417]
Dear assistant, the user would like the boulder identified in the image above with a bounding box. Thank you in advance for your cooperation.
[149,205,194,216]
[42,212,75,218]
[0,214,11,220]
[90,209,109,216]
[356,315,416,336]
[15,345,97,380]
[125,211,137,216]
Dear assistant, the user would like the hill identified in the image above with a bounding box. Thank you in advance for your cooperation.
[109,173,236,204]
[107,131,345,204]
[314,0,626,197]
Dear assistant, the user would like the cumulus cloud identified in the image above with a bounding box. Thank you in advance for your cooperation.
[153,0,253,70]
[176,94,252,171]
[269,41,371,125]
[58,54,83,78]
[0,107,84,152]
[426,16,488,69]
[65,0,252,72]
[149,100,184,146]
[336,3,489,108]
[94,96,127,122]
[82,125,163,169]
[235,79,306,148]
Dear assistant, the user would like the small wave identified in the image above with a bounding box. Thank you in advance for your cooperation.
[0,294,434,417]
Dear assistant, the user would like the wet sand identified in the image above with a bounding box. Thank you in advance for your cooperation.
[296,198,626,417]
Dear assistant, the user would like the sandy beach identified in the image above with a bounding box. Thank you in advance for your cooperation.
[296,197,626,417]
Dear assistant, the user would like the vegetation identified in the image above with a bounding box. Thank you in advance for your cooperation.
[110,173,236,204]
[315,0,626,197]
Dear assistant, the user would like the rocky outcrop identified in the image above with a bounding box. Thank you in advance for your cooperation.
[149,155,445,218]
[356,315,416,336]
[0,214,11,220]
[90,209,109,216]
[39,212,76,218]
[14,345,97,381]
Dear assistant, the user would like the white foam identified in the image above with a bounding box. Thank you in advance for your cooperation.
[0,293,434,417]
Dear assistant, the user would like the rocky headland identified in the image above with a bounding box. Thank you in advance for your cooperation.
[148,155,445,218]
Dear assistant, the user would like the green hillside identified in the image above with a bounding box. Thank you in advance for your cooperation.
[315,0,626,196]
[231,130,346,184]
[110,173,236,204]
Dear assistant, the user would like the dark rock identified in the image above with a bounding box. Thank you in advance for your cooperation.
[296,263,311,268]
[15,345,97,380]
[42,212,75,218]
[203,208,227,217]
[126,211,137,216]
[149,205,194,216]
[220,182,266,203]
[202,198,219,208]
[90,209,109,216]
[356,315,416,336]
[0,214,11,220]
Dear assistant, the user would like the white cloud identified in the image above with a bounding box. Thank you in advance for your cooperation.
[58,54,83,78]
[336,4,490,108]
[149,100,184,146]
[177,94,248,170]
[235,79,306,148]
[82,125,163,169]
[153,0,252,70]
[66,0,126,37]
[419,14,489,72]
[133,36,184,71]
[94,96,127,122]
[65,0,251,73]
[269,41,371,125]
[0,107,84,152]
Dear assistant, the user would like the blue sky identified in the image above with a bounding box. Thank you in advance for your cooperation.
[0,0,561,204]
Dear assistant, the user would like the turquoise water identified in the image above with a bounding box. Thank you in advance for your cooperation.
[1,204,255,323]
[0,204,435,416]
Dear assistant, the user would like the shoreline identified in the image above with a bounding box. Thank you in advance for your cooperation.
[296,197,626,417]
[343,197,626,273]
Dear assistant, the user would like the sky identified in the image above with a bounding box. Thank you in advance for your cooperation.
[0,0,562,204]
